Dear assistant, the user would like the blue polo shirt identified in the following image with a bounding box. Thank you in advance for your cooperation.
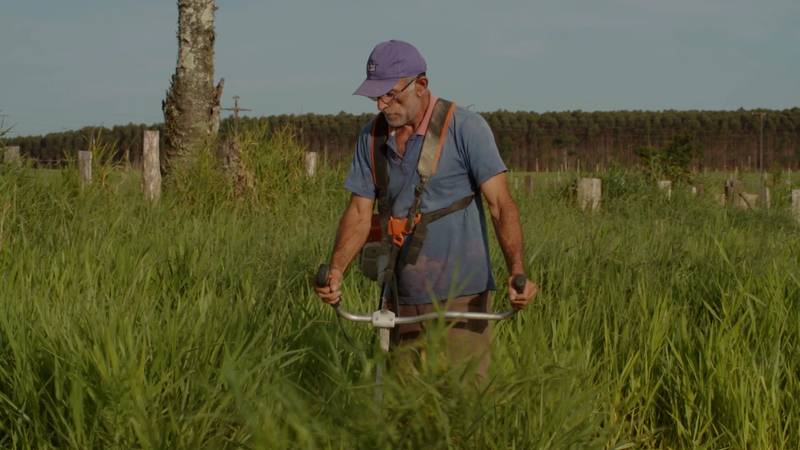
[344,99,507,304]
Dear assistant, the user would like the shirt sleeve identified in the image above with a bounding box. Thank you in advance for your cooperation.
[458,111,508,186]
[343,121,378,199]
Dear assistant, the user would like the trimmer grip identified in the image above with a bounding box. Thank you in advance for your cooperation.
[316,264,330,288]
[511,274,527,294]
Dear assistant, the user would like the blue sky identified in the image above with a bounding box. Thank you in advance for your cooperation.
[1,0,798,136]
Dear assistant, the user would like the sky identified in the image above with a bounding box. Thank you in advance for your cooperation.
[1,0,798,136]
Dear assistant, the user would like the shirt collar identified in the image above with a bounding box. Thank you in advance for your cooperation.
[415,94,439,136]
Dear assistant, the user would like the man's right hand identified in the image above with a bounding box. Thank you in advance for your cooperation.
[314,267,344,305]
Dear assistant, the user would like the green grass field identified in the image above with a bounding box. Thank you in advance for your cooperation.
[2,135,800,449]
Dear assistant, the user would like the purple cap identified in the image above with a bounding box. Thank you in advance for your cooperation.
[353,40,427,97]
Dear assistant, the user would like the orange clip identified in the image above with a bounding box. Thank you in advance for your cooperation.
[387,214,421,247]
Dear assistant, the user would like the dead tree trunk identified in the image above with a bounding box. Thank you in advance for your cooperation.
[162,0,224,172]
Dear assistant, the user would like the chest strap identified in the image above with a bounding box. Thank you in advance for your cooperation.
[404,193,474,264]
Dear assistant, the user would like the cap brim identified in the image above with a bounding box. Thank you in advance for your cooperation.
[353,78,399,97]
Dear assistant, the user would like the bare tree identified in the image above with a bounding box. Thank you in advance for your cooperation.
[0,112,12,140]
[162,0,224,172]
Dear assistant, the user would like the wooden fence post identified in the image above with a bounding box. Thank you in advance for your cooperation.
[657,180,672,199]
[143,130,162,201]
[78,151,92,186]
[305,151,318,177]
[577,178,601,211]
[3,146,20,165]
[792,190,800,224]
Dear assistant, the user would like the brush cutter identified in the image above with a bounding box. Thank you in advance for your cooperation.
[315,264,525,402]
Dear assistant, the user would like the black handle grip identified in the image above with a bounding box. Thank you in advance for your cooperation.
[511,274,527,294]
[316,264,330,288]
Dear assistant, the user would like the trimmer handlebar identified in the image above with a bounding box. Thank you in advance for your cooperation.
[315,264,332,290]
[315,264,525,328]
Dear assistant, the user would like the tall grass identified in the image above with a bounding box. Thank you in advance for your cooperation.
[1,130,799,448]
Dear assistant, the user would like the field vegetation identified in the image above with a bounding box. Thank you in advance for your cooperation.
[1,127,800,449]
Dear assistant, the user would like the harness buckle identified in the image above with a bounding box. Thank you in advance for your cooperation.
[387,214,422,247]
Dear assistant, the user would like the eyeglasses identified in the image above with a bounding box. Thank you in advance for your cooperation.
[368,77,417,104]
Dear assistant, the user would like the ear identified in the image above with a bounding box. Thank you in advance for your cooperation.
[415,75,429,94]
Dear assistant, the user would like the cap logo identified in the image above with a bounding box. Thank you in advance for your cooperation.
[368,62,377,73]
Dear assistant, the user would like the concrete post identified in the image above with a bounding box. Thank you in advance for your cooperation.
[657,180,672,199]
[577,178,601,212]
[724,180,743,204]
[78,151,92,186]
[735,192,758,210]
[3,146,20,165]
[759,186,770,209]
[142,130,162,201]
[305,151,318,177]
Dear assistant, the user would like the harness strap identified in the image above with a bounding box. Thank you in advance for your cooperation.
[417,99,455,179]
[369,98,455,218]
[420,194,474,225]
[370,117,391,232]
[369,109,399,307]
[367,98,458,294]
[405,194,474,264]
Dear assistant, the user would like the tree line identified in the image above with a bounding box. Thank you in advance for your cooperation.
[7,108,800,170]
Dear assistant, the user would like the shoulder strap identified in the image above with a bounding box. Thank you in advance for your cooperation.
[403,98,456,227]
[403,99,460,266]
[369,115,390,216]
[417,99,456,181]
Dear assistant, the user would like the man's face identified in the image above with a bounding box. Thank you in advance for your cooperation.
[375,76,426,128]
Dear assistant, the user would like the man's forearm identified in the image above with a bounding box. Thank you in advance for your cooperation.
[329,204,372,273]
[491,201,525,274]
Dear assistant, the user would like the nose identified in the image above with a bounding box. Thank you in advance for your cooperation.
[376,97,390,110]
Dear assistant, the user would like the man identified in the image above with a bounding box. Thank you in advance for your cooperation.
[315,40,537,377]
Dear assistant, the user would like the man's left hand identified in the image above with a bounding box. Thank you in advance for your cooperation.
[508,275,539,310]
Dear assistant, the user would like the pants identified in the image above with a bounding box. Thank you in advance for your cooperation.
[388,291,492,380]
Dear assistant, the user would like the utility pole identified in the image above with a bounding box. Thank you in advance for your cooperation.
[222,95,252,133]
[753,111,766,181]
[753,111,769,208]
[223,95,252,121]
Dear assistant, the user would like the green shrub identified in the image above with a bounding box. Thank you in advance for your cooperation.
[635,134,702,183]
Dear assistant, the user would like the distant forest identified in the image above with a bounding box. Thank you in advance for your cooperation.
[7,108,800,171]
